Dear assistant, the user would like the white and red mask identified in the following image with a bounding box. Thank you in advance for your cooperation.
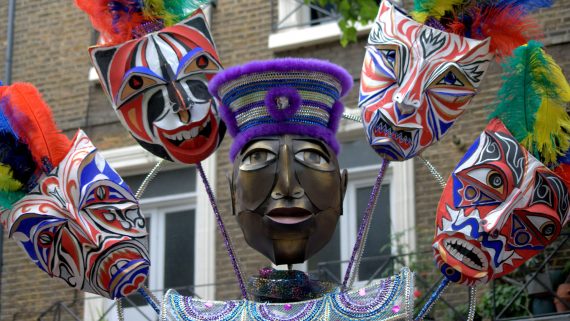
[433,119,569,285]
[90,10,225,164]
[359,1,493,161]
[1,131,149,299]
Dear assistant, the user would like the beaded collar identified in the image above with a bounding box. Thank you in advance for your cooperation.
[161,268,414,321]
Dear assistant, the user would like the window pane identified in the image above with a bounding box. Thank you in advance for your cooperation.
[124,167,196,199]
[164,210,195,296]
[338,139,381,169]
[357,184,391,281]
[307,222,341,283]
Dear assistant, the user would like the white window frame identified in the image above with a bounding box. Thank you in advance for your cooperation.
[83,145,217,321]
[341,160,415,286]
[269,0,372,52]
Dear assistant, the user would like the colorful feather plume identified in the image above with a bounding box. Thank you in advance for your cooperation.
[75,0,209,45]
[0,83,72,210]
[489,41,570,166]
[412,0,465,23]
[412,0,553,58]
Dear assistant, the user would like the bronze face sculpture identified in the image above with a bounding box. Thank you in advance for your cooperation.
[209,58,353,265]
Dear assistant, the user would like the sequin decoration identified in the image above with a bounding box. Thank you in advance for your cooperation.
[162,268,414,321]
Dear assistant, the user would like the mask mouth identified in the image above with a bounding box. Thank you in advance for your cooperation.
[158,110,213,148]
[441,237,488,272]
[266,207,313,225]
[368,111,418,160]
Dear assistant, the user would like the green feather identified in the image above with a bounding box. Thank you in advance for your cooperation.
[489,41,557,145]
[165,0,209,23]
[0,190,25,210]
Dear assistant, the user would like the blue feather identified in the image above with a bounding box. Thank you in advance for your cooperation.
[0,100,17,138]
[0,132,37,191]
[496,0,553,13]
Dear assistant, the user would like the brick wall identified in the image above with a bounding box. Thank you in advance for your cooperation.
[0,1,93,320]
[0,0,569,318]
[209,0,275,300]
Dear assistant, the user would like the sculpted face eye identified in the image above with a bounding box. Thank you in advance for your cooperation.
[294,149,329,166]
[240,149,276,171]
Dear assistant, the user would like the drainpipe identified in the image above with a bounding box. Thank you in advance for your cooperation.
[5,0,16,85]
[1,1,16,318]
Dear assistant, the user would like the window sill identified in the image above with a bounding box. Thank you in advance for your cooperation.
[268,21,372,52]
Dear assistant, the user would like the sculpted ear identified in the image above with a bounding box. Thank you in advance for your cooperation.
[89,46,118,101]
[227,172,236,216]
[340,169,348,215]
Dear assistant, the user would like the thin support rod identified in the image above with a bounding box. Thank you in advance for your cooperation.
[137,287,160,315]
[197,162,248,299]
[342,159,390,289]
[135,160,164,199]
[5,0,16,85]
[414,278,450,321]
[467,286,477,321]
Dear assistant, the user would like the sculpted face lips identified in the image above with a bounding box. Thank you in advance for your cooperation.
[230,135,347,265]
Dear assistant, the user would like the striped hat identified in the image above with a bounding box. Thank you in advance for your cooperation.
[209,58,353,160]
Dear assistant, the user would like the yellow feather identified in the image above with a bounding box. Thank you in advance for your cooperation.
[412,0,464,23]
[0,164,23,192]
[532,51,570,164]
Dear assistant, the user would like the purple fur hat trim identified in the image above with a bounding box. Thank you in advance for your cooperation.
[209,58,353,161]
[209,58,354,98]
[230,123,340,160]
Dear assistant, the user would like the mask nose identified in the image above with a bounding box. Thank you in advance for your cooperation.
[271,144,305,200]
[393,91,421,117]
[167,81,194,124]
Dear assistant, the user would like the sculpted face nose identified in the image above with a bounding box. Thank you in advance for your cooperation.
[271,144,304,200]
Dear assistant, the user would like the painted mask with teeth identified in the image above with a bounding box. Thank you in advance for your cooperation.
[89,10,225,164]
[1,131,149,299]
[359,1,492,161]
[433,119,569,285]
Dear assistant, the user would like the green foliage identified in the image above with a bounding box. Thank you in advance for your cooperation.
[479,282,531,320]
[305,0,379,46]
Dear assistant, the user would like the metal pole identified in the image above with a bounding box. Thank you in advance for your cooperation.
[5,0,16,84]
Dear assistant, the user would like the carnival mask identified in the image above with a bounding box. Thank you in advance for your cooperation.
[210,58,353,265]
[1,130,149,299]
[230,135,347,265]
[359,0,493,161]
[433,119,569,285]
[90,10,225,164]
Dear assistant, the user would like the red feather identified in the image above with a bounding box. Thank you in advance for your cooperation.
[554,164,570,189]
[75,0,146,45]
[0,83,71,172]
[471,5,542,58]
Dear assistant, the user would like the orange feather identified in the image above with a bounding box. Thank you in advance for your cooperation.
[1,83,71,172]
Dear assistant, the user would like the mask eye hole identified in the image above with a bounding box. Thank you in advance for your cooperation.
[438,71,464,86]
[117,72,164,105]
[541,222,555,237]
[381,49,396,67]
[38,232,54,248]
[487,171,504,190]
[240,149,277,171]
[180,53,221,78]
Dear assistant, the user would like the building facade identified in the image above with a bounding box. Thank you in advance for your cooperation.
[0,0,569,320]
